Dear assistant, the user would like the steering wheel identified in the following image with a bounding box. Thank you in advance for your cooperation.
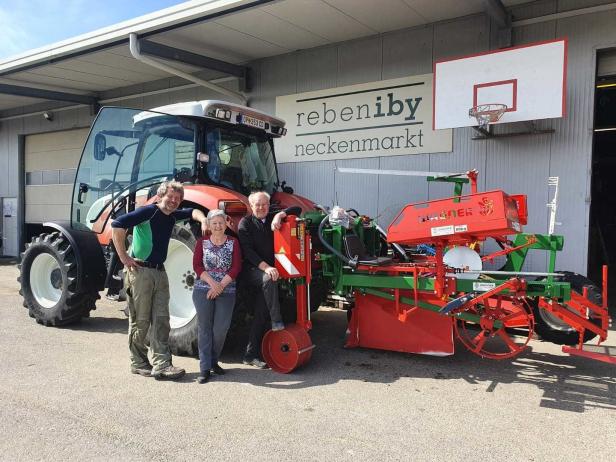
[174,167,193,183]
[89,174,171,223]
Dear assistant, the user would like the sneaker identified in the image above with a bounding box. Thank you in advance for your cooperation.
[197,371,210,384]
[211,363,225,375]
[242,357,268,369]
[151,365,186,380]
[271,321,285,331]
[130,364,153,377]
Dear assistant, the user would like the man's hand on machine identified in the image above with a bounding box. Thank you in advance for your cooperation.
[271,211,287,231]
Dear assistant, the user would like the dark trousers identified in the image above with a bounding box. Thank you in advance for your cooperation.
[192,288,235,374]
[244,267,283,360]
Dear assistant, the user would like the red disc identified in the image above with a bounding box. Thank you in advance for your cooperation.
[262,324,313,373]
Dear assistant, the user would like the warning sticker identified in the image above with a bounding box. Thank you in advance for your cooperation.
[275,254,299,276]
[431,225,454,237]
[454,224,468,233]
[278,246,286,254]
[473,282,496,291]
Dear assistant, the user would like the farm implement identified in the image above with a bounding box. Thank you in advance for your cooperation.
[264,170,613,372]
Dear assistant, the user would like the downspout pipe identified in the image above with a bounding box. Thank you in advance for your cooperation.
[129,33,247,105]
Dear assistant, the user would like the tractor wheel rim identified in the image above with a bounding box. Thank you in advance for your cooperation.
[30,253,62,308]
[537,307,576,332]
[166,237,196,329]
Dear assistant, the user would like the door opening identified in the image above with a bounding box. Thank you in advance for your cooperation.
[588,72,616,303]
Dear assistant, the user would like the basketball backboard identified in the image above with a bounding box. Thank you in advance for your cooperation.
[433,39,567,130]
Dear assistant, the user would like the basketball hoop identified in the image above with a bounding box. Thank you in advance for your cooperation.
[469,103,508,130]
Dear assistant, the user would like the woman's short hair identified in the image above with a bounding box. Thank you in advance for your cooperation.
[157,180,184,200]
[207,209,227,222]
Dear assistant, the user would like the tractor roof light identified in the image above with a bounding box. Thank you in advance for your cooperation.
[272,126,287,136]
[214,108,232,120]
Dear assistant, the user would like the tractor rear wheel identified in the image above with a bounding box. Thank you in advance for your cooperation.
[533,272,602,345]
[19,232,98,325]
[166,223,199,356]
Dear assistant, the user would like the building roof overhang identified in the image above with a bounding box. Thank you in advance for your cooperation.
[0,0,528,117]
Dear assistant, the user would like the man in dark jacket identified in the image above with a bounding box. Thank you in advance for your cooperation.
[238,191,299,368]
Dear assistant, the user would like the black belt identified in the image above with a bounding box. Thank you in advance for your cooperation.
[135,260,165,270]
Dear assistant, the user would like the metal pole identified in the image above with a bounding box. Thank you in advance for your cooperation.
[458,270,564,277]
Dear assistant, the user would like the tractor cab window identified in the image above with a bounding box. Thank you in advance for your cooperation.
[204,127,277,196]
[71,107,195,233]
[138,122,195,187]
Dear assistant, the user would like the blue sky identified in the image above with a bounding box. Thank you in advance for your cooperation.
[0,0,189,60]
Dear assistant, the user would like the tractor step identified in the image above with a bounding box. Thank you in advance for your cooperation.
[562,344,616,365]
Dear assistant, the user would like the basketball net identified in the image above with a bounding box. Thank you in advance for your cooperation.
[469,103,508,130]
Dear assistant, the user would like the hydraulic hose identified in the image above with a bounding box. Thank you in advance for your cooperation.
[318,215,357,268]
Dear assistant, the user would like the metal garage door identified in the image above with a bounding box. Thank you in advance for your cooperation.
[25,128,89,223]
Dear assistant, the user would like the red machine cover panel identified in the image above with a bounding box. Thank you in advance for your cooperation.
[274,216,308,279]
[387,190,523,245]
[347,292,454,356]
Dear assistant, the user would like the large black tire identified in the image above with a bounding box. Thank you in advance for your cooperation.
[18,232,98,326]
[533,271,603,345]
[166,223,199,356]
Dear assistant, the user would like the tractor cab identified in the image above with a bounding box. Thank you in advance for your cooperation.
[71,100,287,235]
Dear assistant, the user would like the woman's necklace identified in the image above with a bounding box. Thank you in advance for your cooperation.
[210,234,227,246]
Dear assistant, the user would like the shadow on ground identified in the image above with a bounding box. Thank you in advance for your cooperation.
[34,297,616,414]
[60,308,129,334]
[215,308,616,414]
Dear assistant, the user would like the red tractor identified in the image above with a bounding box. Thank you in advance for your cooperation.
[18,101,323,355]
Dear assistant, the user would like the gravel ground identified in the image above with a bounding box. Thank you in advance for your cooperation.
[0,261,615,461]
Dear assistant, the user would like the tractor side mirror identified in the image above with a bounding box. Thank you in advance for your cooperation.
[94,133,106,161]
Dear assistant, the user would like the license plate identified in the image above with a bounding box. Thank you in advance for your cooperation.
[242,115,265,129]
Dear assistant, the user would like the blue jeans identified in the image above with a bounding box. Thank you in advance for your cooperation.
[192,287,235,374]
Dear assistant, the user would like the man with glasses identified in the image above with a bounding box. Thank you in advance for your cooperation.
[238,191,299,369]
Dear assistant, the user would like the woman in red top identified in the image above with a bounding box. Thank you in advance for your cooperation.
[192,209,242,383]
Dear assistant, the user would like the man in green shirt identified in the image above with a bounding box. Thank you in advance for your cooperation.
[112,181,206,380]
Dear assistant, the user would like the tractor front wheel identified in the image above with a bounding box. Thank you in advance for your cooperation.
[19,232,98,325]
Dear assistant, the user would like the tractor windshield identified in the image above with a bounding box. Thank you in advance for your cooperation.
[204,126,278,196]
[71,107,195,233]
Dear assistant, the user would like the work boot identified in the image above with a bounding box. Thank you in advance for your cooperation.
[243,357,268,369]
[151,365,185,380]
[131,364,153,377]
[197,371,210,384]
[211,363,225,375]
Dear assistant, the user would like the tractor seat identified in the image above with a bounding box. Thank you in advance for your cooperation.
[343,233,392,266]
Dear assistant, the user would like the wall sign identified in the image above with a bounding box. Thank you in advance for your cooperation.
[275,74,452,163]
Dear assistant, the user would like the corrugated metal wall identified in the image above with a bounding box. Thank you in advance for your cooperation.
[1,0,615,273]
[250,1,616,275]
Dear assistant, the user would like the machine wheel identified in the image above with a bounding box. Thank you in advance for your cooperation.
[19,232,98,326]
[533,272,602,345]
[166,223,199,356]
[262,324,313,373]
[454,296,534,360]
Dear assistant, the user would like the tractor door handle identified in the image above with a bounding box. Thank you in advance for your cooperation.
[77,183,89,204]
